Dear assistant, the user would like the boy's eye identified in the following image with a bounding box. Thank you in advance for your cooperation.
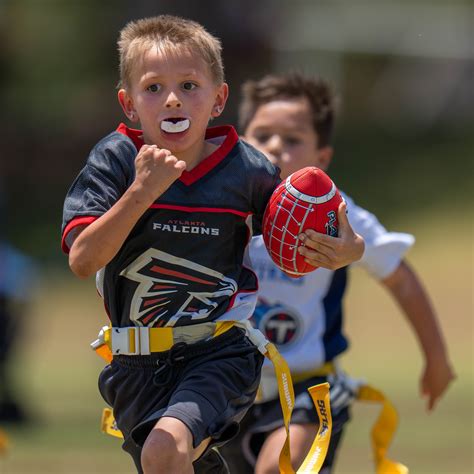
[182,82,197,91]
[147,84,161,93]
[254,134,270,144]
[284,137,302,146]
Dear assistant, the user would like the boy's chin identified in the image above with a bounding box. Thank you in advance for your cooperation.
[160,129,189,141]
[154,129,192,150]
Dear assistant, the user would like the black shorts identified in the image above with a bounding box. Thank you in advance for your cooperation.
[98,327,263,473]
[220,375,351,474]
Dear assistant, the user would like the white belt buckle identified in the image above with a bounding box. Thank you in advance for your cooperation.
[139,327,150,355]
[237,320,269,355]
[111,327,140,355]
[90,325,109,351]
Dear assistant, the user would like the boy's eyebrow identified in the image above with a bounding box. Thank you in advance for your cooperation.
[252,124,301,132]
[140,69,202,81]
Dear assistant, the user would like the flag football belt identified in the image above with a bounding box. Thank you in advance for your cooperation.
[90,321,237,362]
[92,320,332,474]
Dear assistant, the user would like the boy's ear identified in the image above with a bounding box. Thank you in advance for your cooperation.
[118,89,139,123]
[211,83,229,118]
[316,146,334,171]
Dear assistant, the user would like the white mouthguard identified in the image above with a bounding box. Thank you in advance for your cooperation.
[160,119,190,133]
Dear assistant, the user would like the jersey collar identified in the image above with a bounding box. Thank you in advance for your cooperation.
[116,123,239,186]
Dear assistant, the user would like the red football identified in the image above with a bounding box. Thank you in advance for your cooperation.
[262,166,343,277]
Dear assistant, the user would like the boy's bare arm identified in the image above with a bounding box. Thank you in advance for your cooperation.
[68,145,186,279]
[382,260,455,411]
[298,201,365,270]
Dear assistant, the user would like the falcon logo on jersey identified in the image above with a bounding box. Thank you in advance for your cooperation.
[252,301,302,347]
[120,249,237,327]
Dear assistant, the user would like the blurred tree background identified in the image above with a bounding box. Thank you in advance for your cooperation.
[0,1,472,473]
[1,0,472,262]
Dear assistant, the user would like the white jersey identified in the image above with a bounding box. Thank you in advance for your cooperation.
[250,192,414,383]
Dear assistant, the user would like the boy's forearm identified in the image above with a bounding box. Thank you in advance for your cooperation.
[69,184,155,278]
[382,261,449,361]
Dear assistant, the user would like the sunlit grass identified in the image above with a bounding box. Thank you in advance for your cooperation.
[2,210,472,473]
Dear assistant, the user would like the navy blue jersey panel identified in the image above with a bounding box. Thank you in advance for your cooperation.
[62,126,280,327]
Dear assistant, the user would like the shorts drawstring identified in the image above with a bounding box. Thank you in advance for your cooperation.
[152,342,187,387]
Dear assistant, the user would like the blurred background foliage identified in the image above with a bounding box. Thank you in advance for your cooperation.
[1,0,472,262]
[0,1,472,473]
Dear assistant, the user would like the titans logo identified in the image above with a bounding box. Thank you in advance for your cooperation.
[252,301,302,347]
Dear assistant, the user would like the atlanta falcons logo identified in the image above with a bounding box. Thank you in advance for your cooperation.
[120,249,238,327]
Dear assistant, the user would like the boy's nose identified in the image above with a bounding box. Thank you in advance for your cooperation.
[165,91,182,108]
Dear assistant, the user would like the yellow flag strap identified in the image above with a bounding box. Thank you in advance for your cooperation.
[259,343,332,473]
[101,408,123,439]
[0,428,9,455]
[101,408,124,439]
[297,384,332,473]
[357,385,409,474]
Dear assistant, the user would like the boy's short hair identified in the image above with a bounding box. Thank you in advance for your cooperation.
[239,73,336,147]
[118,15,224,88]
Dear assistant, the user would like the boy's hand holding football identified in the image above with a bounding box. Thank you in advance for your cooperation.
[298,201,365,271]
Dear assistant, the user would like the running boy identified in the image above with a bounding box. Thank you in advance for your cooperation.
[220,73,455,474]
[61,17,362,474]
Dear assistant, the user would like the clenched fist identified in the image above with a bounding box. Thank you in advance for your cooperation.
[133,144,187,203]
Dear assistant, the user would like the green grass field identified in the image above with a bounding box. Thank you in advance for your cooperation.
[1,211,472,474]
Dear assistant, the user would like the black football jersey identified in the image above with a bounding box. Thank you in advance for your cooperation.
[62,124,280,328]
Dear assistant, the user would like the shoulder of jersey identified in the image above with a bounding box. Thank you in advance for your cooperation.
[88,130,138,168]
[239,140,278,173]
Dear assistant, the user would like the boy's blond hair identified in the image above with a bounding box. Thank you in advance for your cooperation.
[118,15,224,88]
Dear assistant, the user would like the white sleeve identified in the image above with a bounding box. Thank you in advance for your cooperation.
[342,193,415,280]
